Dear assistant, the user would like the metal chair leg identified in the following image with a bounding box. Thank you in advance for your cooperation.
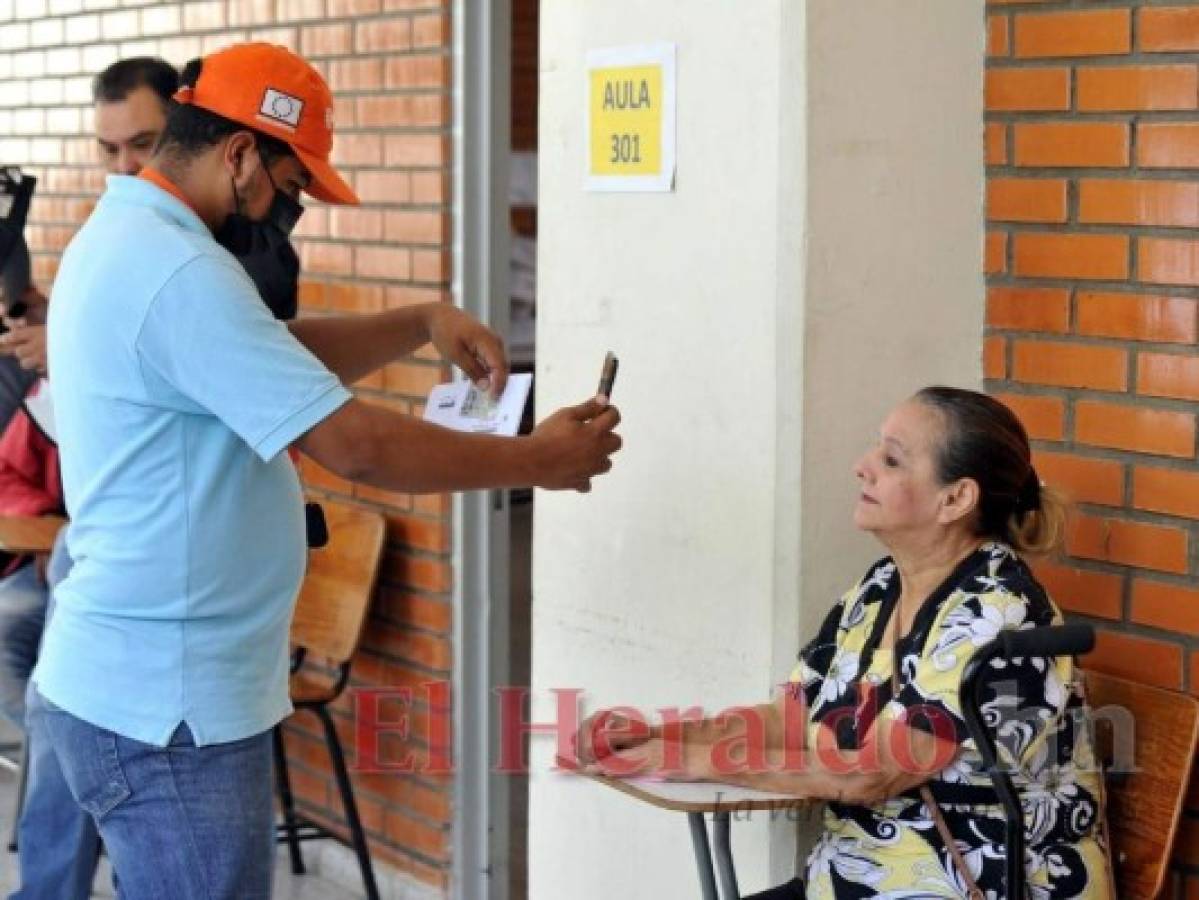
[688,812,719,900]
[6,738,26,853]
[713,812,740,899]
[316,706,380,900]
[272,726,305,875]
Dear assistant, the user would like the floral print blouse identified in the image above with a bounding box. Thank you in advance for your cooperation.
[789,543,1112,899]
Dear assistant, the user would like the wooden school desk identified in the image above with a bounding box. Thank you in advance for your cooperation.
[0,515,64,553]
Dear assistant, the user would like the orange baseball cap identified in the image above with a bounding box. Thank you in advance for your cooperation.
[172,42,359,206]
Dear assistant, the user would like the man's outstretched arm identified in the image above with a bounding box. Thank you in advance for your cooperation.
[289,303,508,397]
[296,396,621,494]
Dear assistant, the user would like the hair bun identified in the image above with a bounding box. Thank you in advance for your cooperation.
[1016,468,1041,513]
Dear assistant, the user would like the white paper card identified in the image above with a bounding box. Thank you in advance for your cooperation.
[423,373,532,437]
[23,378,55,443]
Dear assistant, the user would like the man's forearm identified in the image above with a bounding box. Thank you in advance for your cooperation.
[288,305,432,384]
[301,399,538,494]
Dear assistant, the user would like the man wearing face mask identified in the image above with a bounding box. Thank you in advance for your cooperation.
[33,43,620,898]
[203,93,305,321]
[1,56,300,368]
[233,183,301,320]
[4,57,179,900]
[9,55,312,900]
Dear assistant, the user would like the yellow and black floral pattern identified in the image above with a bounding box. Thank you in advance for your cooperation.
[790,543,1112,899]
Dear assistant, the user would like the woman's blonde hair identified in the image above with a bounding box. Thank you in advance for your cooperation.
[1007,483,1067,556]
[915,386,1068,557]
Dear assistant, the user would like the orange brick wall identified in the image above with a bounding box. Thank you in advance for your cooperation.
[2,0,455,890]
[984,2,1199,892]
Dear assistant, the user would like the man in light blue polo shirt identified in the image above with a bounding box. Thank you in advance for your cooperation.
[34,43,622,899]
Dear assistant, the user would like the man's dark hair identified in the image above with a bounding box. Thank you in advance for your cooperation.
[92,57,179,106]
[155,57,294,163]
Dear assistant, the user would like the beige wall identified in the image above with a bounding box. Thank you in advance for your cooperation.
[799,1,987,636]
[530,1,983,895]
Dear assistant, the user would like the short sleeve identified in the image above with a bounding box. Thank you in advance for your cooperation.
[885,590,1066,763]
[136,255,351,462]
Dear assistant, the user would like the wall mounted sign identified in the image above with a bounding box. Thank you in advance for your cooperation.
[585,43,676,192]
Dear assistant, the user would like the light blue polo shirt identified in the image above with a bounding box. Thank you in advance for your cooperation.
[36,175,352,747]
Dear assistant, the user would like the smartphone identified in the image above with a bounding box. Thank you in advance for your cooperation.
[597,351,619,400]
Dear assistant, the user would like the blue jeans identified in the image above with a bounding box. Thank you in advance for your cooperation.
[12,532,100,900]
[11,683,99,900]
[0,560,47,728]
[28,690,274,900]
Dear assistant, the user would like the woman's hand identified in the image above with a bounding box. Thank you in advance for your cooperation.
[572,709,656,768]
[583,734,711,782]
[424,305,509,399]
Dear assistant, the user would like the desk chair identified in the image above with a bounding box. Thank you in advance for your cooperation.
[1084,669,1199,900]
[274,500,386,900]
[2,728,24,852]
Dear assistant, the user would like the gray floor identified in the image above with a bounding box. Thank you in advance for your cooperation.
[0,730,363,899]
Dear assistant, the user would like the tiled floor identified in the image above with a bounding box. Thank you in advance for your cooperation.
[0,746,365,899]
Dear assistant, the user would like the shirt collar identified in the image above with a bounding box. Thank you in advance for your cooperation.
[104,171,210,238]
[138,166,197,212]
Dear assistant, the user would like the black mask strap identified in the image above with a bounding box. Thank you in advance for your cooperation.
[256,142,304,235]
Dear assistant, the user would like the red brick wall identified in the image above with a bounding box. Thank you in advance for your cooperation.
[984,2,1199,892]
[511,0,535,154]
[3,0,455,890]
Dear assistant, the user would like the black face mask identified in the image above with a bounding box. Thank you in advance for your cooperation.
[214,157,305,321]
[234,219,301,321]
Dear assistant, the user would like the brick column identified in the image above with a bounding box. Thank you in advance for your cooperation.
[984,4,1199,891]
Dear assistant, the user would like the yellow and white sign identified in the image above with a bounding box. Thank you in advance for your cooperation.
[585,43,676,192]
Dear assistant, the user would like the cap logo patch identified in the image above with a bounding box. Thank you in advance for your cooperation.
[258,88,303,130]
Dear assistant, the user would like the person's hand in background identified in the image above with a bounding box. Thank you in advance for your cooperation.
[0,285,48,325]
[0,322,47,374]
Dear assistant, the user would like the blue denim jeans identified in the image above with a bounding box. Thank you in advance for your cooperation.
[0,560,47,728]
[27,689,274,900]
[11,530,101,900]
[11,679,100,900]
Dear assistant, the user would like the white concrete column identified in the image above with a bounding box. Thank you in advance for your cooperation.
[529,2,983,896]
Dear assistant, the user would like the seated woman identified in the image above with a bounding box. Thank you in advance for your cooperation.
[577,386,1111,899]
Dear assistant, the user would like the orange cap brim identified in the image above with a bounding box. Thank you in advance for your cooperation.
[294,146,359,206]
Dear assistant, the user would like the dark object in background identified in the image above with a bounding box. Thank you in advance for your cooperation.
[0,167,35,326]
[305,502,328,549]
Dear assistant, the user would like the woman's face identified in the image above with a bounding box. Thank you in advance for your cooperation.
[852,400,950,538]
